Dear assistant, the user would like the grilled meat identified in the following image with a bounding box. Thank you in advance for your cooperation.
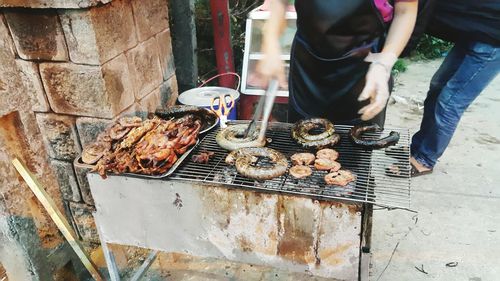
[93,115,201,178]
[216,124,266,151]
[118,116,143,127]
[314,158,341,171]
[289,165,312,179]
[191,151,215,164]
[324,170,356,186]
[230,147,288,180]
[81,141,111,165]
[291,118,340,149]
[316,148,339,161]
[349,124,400,149]
[290,153,315,166]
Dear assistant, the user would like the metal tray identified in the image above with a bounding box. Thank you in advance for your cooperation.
[75,139,200,179]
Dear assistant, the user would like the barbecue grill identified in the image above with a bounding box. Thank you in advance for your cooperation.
[173,122,411,210]
[87,122,411,281]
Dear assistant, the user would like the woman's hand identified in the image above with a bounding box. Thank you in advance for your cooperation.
[358,52,397,120]
[256,39,287,87]
[255,0,287,87]
[358,1,418,121]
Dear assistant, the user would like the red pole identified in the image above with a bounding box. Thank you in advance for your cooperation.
[210,0,236,88]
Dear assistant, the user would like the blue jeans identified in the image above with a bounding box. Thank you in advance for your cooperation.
[411,41,500,168]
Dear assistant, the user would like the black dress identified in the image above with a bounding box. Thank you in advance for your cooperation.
[288,0,390,126]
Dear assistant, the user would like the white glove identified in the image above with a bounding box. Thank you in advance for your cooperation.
[358,52,397,121]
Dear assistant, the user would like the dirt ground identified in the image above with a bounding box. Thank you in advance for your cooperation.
[371,59,500,281]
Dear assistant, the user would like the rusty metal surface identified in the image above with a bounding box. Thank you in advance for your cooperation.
[170,122,412,210]
[89,174,362,280]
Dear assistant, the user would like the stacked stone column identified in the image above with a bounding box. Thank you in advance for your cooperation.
[0,0,177,278]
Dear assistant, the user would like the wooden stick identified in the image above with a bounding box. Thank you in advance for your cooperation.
[12,158,103,281]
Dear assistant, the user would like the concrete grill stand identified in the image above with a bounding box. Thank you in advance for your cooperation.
[88,123,411,280]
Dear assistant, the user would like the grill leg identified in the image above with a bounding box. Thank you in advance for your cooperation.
[130,250,159,281]
[361,203,373,253]
[94,214,121,281]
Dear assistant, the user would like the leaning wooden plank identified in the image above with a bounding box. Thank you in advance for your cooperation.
[12,158,103,281]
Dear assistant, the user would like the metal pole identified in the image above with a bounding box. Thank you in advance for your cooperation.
[130,251,159,281]
[94,214,121,281]
[210,0,236,87]
[169,0,198,92]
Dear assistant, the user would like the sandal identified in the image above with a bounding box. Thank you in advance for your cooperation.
[410,162,433,177]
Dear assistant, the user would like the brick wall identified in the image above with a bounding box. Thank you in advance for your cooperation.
[0,0,178,278]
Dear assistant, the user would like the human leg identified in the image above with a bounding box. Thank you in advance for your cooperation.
[411,44,466,155]
[412,42,500,169]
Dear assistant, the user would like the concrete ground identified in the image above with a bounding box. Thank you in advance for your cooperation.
[371,59,500,281]
[92,59,500,281]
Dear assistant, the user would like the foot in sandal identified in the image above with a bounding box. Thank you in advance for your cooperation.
[410,157,433,177]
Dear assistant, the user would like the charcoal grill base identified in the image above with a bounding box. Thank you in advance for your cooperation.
[89,174,368,280]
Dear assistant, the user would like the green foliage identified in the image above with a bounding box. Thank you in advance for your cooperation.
[392,35,452,75]
[392,59,408,76]
[195,0,261,83]
[411,35,453,60]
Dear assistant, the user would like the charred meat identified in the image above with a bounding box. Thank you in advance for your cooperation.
[291,118,340,149]
[93,115,201,178]
[349,124,400,149]
[191,151,215,164]
[229,147,288,180]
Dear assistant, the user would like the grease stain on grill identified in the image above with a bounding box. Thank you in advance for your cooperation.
[237,236,254,252]
[318,243,353,266]
[276,198,317,264]
[173,193,183,210]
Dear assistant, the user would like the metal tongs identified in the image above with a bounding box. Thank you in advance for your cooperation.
[243,79,279,140]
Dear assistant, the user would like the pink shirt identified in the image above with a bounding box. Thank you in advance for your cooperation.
[375,0,416,22]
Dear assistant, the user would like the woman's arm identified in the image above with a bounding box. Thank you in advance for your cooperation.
[255,0,287,86]
[383,1,419,56]
[358,1,418,121]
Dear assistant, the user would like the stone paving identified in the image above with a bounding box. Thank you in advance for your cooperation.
[371,60,500,281]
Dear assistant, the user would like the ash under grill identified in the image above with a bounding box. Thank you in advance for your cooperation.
[170,122,411,210]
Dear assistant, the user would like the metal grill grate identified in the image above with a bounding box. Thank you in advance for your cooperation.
[170,122,411,210]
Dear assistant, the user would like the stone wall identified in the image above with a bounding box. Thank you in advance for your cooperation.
[0,0,178,279]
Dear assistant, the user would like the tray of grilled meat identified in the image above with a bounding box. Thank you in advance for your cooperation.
[77,113,204,179]
[155,105,219,135]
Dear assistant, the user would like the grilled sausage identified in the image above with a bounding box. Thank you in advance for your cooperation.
[232,147,288,180]
[216,124,266,151]
[291,118,340,149]
[349,124,400,149]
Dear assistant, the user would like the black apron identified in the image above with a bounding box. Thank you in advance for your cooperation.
[428,0,500,46]
[288,0,389,126]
